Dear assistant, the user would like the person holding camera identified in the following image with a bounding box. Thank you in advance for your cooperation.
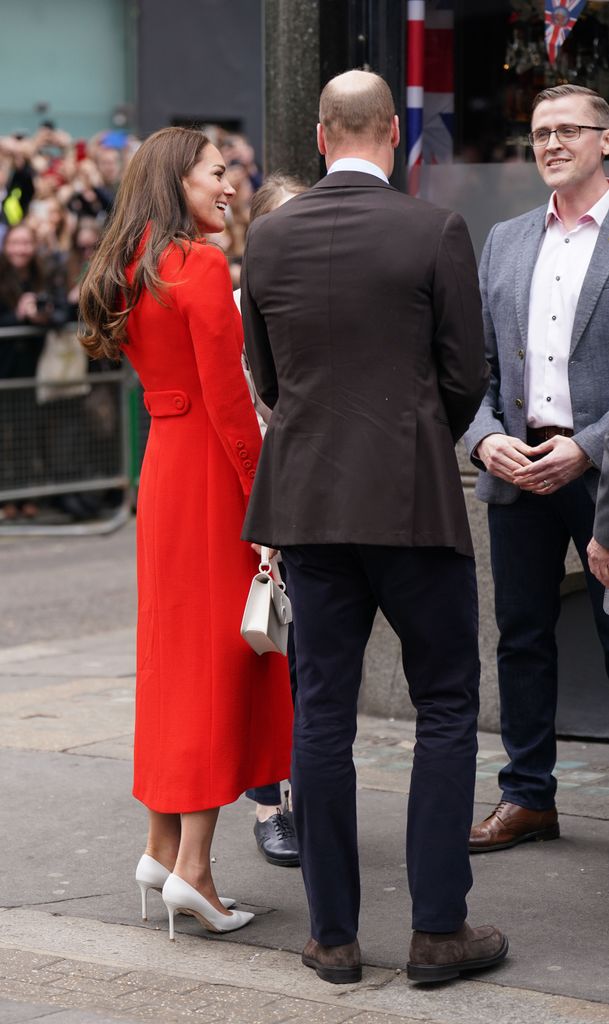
[0,222,67,518]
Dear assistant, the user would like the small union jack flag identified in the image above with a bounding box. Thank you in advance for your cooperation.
[544,0,586,66]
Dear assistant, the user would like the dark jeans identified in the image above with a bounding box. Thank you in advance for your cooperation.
[489,478,609,810]
[281,543,480,945]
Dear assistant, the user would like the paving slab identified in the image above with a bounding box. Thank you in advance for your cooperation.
[0,1002,140,1023]
[2,742,609,1004]
[0,678,134,752]
[0,530,137,649]
[2,912,609,1024]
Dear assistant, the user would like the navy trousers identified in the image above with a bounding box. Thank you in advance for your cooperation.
[489,478,609,810]
[281,543,480,945]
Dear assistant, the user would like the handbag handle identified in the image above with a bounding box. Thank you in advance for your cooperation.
[260,545,286,590]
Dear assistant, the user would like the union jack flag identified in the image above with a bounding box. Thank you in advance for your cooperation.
[406,0,454,196]
[406,0,425,195]
[544,0,586,66]
[423,0,453,166]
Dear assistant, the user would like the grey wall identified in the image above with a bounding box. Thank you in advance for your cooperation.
[137,0,263,155]
[360,446,609,738]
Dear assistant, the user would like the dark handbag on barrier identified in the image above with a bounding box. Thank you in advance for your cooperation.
[240,546,292,655]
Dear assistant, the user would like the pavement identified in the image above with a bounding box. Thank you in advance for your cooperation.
[1,522,609,1024]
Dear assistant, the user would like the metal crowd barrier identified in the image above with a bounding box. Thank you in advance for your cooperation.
[0,325,137,537]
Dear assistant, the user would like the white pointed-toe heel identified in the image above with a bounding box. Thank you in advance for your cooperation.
[135,855,235,920]
[161,873,254,939]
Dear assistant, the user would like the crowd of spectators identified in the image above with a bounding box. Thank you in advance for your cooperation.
[0,121,262,521]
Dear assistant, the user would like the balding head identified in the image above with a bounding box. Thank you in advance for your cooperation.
[319,70,395,146]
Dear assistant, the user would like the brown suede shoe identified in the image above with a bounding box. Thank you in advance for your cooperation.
[469,800,559,853]
[407,922,508,982]
[301,937,362,984]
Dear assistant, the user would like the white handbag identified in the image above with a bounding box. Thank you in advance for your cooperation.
[241,547,292,656]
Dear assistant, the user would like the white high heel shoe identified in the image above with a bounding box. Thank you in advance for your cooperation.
[161,872,254,939]
[135,855,235,920]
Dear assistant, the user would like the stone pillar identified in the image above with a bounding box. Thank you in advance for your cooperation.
[359,444,501,732]
[359,447,604,735]
[264,0,406,188]
[264,0,321,184]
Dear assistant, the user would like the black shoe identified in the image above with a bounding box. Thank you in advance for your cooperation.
[254,810,300,867]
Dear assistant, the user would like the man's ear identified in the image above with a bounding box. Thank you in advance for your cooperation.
[317,123,327,156]
[391,115,400,151]
[601,127,609,158]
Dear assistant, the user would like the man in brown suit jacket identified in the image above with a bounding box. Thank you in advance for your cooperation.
[241,70,507,984]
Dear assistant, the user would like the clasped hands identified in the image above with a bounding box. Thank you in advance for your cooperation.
[477,432,589,496]
[479,432,609,590]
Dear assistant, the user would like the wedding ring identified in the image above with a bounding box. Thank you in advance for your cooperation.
[542,479,550,488]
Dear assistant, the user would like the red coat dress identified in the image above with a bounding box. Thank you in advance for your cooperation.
[124,238,293,813]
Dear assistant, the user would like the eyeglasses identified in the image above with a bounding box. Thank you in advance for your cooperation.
[528,124,609,147]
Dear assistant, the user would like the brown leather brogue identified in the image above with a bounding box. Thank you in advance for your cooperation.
[301,937,362,984]
[469,800,559,853]
[407,921,508,982]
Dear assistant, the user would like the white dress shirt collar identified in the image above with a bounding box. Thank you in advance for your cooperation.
[326,157,389,183]
[545,182,609,230]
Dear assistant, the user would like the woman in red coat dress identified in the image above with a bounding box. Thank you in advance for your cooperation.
[79,128,293,938]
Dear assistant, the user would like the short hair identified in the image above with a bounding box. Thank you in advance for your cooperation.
[319,70,395,146]
[531,84,609,126]
[250,173,307,224]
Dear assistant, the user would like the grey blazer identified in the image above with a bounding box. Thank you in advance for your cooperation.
[463,204,609,504]
[240,172,489,555]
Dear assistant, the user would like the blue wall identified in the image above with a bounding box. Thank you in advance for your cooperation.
[0,0,133,138]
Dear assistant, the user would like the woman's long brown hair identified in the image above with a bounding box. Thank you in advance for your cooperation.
[78,127,209,360]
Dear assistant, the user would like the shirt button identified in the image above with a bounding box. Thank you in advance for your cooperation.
[565,238,570,243]
[173,396,184,410]
[548,355,554,361]
[556,275,561,281]
[551,315,557,321]
[243,459,252,468]
[518,349,524,359]
[546,396,552,402]
[239,450,247,460]
[236,440,245,450]
[515,398,523,409]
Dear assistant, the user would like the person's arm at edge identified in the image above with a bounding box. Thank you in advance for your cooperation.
[588,432,609,585]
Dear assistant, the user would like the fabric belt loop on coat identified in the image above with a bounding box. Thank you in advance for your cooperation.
[143,390,191,417]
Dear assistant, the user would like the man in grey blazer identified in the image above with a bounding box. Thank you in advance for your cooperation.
[464,84,609,853]
[241,70,507,984]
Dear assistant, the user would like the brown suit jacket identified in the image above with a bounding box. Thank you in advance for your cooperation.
[240,171,489,556]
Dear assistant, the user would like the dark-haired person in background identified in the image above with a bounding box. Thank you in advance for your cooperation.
[235,173,308,869]
[464,85,609,854]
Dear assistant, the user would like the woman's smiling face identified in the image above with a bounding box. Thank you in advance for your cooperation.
[182,144,236,233]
